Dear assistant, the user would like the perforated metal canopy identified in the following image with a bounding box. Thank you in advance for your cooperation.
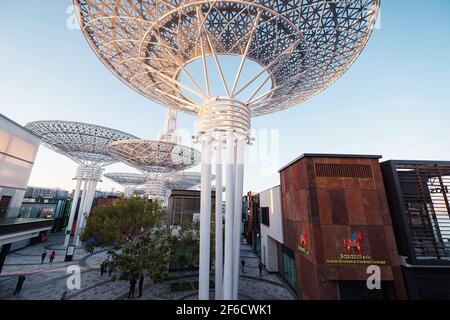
[74,0,380,116]
[104,172,147,187]
[166,172,216,191]
[26,121,138,167]
[107,139,201,177]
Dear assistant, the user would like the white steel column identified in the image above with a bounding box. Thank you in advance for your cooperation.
[232,137,245,299]
[64,166,84,247]
[75,179,93,246]
[214,140,223,300]
[73,179,89,246]
[84,180,98,220]
[199,135,212,300]
[223,133,236,300]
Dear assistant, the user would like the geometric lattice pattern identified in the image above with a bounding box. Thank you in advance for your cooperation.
[103,172,147,187]
[166,172,215,191]
[107,139,201,177]
[25,120,138,167]
[74,0,380,116]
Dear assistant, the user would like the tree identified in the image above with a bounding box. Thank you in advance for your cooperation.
[169,220,200,271]
[81,197,203,283]
[81,197,166,252]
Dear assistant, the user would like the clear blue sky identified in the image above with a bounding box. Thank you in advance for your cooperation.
[1,1,450,194]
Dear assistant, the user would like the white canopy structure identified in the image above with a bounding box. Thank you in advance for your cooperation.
[103,172,147,197]
[107,139,201,204]
[74,0,380,300]
[25,120,138,247]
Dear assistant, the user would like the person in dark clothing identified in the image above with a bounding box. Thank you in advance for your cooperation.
[258,261,264,276]
[100,262,105,277]
[128,278,137,299]
[60,290,68,300]
[41,250,47,264]
[49,251,56,263]
[108,262,114,277]
[138,273,144,298]
[13,275,26,296]
[241,258,246,273]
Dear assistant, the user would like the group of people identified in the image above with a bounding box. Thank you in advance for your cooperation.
[128,273,145,299]
[13,250,57,296]
[100,259,114,278]
[41,250,57,264]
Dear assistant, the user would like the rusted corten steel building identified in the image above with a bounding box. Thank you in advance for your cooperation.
[279,154,407,300]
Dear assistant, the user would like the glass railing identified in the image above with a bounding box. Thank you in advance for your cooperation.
[0,207,54,220]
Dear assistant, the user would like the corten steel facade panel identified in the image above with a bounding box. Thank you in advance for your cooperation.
[280,155,406,300]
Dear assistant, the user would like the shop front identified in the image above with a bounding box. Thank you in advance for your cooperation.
[279,154,407,300]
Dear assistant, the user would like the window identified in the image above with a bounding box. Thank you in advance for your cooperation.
[261,207,270,226]
[281,247,297,291]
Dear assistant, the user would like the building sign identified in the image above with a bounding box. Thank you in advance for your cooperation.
[326,231,387,265]
[297,228,311,255]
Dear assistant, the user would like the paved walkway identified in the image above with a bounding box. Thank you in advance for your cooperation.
[0,233,296,300]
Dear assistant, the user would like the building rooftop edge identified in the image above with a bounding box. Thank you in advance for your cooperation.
[0,113,41,139]
[278,153,383,172]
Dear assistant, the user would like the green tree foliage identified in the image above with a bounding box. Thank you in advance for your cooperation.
[80,197,201,282]
[81,197,166,252]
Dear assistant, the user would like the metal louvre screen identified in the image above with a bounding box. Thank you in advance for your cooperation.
[315,163,373,179]
[396,164,450,261]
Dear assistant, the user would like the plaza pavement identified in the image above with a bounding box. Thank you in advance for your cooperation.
[0,233,296,300]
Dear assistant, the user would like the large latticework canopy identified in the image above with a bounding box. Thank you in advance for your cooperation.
[107,139,201,176]
[26,121,138,167]
[166,172,215,190]
[74,0,380,116]
[104,172,147,186]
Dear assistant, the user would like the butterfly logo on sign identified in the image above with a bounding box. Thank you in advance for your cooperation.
[343,232,363,254]
[298,228,311,255]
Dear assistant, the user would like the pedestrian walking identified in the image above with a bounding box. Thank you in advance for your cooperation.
[100,261,107,277]
[60,290,68,300]
[138,273,144,298]
[41,250,47,264]
[108,261,114,277]
[13,274,26,296]
[258,261,264,276]
[49,250,56,263]
[241,258,246,273]
[128,278,137,299]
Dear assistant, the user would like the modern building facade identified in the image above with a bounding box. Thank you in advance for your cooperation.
[259,186,284,273]
[25,186,70,199]
[0,114,40,216]
[0,113,53,273]
[279,154,407,300]
[381,160,450,299]
[167,190,216,226]
[243,187,284,273]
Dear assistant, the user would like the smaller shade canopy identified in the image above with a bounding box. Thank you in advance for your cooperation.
[26,120,138,167]
[107,139,201,177]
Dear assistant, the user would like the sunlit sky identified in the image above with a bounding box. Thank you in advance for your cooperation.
[1,1,450,194]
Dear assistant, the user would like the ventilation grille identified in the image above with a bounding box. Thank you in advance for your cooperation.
[315,163,373,179]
